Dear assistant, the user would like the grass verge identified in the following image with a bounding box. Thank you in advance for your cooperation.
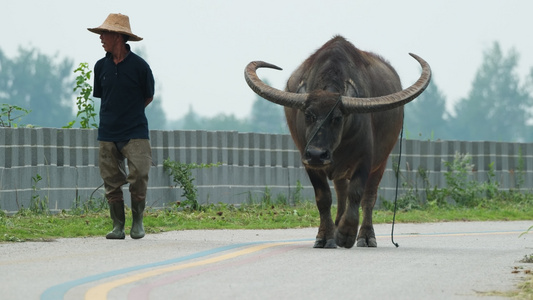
[1,201,532,242]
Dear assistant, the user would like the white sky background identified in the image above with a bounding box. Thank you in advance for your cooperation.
[1,0,532,121]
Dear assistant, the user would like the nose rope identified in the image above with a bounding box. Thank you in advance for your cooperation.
[303,96,342,155]
[391,114,404,248]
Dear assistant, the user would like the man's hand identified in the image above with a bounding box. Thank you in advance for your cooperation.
[144,97,153,107]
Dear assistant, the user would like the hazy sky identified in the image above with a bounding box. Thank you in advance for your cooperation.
[2,1,532,121]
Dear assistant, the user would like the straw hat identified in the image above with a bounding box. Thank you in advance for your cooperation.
[87,13,143,41]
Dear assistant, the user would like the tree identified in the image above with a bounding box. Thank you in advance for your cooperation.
[173,105,251,132]
[145,95,168,129]
[180,105,202,130]
[450,42,532,142]
[202,113,250,132]
[404,79,449,140]
[248,80,288,134]
[0,47,75,127]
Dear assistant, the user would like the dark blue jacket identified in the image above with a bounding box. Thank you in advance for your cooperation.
[93,45,155,141]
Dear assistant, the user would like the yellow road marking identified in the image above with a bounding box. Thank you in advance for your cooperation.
[84,242,296,300]
[83,230,527,299]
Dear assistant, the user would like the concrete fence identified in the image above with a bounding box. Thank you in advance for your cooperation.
[1,127,532,214]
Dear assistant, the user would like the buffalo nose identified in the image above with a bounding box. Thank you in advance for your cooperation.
[305,147,331,164]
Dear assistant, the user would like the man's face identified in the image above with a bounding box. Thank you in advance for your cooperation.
[99,32,121,52]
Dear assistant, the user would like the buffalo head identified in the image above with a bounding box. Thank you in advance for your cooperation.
[244,53,431,168]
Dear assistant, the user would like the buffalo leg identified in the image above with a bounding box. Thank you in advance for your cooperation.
[334,178,348,227]
[356,163,387,247]
[335,170,365,248]
[307,169,336,248]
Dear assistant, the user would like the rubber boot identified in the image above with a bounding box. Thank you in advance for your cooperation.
[130,200,146,239]
[106,201,125,239]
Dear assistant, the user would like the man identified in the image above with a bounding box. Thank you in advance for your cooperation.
[88,13,155,239]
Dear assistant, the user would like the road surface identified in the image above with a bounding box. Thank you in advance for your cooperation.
[1,221,532,299]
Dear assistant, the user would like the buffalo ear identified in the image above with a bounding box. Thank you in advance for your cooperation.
[344,79,360,97]
[296,81,307,94]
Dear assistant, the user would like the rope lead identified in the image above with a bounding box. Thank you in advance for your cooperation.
[391,115,404,248]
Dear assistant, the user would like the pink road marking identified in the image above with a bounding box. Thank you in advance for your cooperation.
[128,243,306,300]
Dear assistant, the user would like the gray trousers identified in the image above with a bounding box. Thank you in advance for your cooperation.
[98,139,152,203]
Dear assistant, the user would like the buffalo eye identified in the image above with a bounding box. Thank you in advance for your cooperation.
[331,115,342,126]
[305,112,316,124]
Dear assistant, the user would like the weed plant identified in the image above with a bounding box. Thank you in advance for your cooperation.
[64,62,98,129]
[382,152,533,212]
[163,158,221,210]
[0,103,31,127]
[28,174,49,215]
[71,195,108,215]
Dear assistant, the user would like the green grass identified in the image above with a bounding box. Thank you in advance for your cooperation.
[2,200,532,242]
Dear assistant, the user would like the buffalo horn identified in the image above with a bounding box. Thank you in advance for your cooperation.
[244,53,431,112]
[341,53,432,113]
[244,61,307,109]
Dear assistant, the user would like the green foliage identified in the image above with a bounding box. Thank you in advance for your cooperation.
[0,103,31,127]
[245,186,291,207]
[64,63,98,129]
[291,180,304,205]
[383,164,438,211]
[260,186,273,206]
[514,146,526,189]
[440,153,498,207]
[520,225,533,238]
[71,195,108,215]
[450,42,533,141]
[29,174,49,214]
[163,158,221,210]
[2,201,533,242]
[0,46,74,127]
[384,152,530,211]
[405,41,533,142]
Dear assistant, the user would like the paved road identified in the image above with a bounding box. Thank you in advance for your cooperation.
[1,221,532,300]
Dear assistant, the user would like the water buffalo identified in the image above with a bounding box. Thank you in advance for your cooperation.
[244,35,431,248]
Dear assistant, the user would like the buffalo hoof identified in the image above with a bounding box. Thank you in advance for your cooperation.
[356,237,377,247]
[313,238,337,249]
[334,230,356,249]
